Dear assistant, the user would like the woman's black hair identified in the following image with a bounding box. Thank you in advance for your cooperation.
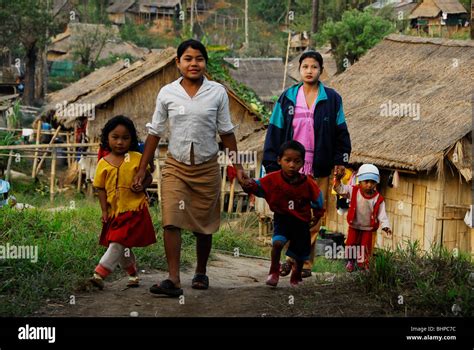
[100,115,139,152]
[177,39,208,62]
[278,140,306,160]
[299,50,324,71]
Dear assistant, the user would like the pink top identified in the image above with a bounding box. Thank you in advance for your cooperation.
[292,86,315,176]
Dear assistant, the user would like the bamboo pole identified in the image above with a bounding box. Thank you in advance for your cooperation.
[0,143,99,150]
[32,121,42,178]
[77,162,82,193]
[66,132,71,167]
[0,153,96,159]
[50,149,57,203]
[236,194,243,214]
[227,177,236,213]
[34,126,62,176]
[0,127,69,136]
[282,30,292,91]
[5,150,13,182]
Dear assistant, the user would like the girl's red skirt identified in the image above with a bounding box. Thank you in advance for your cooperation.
[100,206,156,248]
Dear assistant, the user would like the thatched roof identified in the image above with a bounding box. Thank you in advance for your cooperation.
[409,0,467,18]
[52,0,70,16]
[43,48,177,125]
[223,58,295,102]
[328,34,473,181]
[140,0,180,7]
[48,23,149,61]
[107,0,136,14]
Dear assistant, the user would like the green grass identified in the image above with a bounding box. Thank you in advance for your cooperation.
[358,241,474,316]
[312,256,346,274]
[0,181,269,316]
[0,202,196,316]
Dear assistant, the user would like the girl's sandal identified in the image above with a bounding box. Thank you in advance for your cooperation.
[127,276,140,288]
[279,262,293,277]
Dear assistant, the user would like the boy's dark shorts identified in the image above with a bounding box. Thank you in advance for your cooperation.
[272,213,311,261]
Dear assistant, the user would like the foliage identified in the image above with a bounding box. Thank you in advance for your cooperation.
[0,185,268,316]
[253,0,288,24]
[119,19,164,49]
[315,9,394,73]
[359,241,474,316]
[76,0,109,24]
[70,23,116,75]
[0,0,61,104]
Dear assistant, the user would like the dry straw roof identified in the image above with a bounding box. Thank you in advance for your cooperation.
[43,47,177,126]
[329,34,473,180]
[409,0,468,18]
[106,0,136,14]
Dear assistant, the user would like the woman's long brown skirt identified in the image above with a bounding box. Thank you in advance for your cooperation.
[160,155,221,234]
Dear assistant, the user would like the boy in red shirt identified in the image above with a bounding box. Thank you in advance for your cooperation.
[242,140,324,287]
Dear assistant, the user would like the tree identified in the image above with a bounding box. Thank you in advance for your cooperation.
[315,9,394,73]
[0,0,59,105]
[253,0,288,23]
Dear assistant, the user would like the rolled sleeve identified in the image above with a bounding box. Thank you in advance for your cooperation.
[146,90,168,137]
[217,88,235,135]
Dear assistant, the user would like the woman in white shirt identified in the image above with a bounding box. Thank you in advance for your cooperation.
[133,39,246,297]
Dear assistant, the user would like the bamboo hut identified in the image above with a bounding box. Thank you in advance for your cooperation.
[247,34,473,255]
[409,0,469,37]
[326,34,473,256]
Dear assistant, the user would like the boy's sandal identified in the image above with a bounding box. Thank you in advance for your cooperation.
[301,269,312,278]
[191,274,209,290]
[149,279,183,297]
[89,274,104,290]
[127,276,140,288]
[279,262,292,277]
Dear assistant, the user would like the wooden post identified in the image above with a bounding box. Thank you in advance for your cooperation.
[5,150,13,182]
[32,121,41,178]
[244,0,248,48]
[227,178,236,213]
[282,30,291,90]
[35,126,62,176]
[236,194,243,213]
[77,162,82,193]
[50,148,57,202]
[66,132,72,167]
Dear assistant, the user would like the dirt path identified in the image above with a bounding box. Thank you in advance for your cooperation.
[39,253,394,317]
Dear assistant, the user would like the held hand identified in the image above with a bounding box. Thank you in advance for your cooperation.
[101,212,108,224]
[132,169,146,189]
[334,165,346,180]
[235,166,248,185]
[382,227,392,236]
[131,183,144,193]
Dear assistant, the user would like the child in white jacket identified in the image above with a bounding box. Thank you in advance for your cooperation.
[333,164,392,272]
